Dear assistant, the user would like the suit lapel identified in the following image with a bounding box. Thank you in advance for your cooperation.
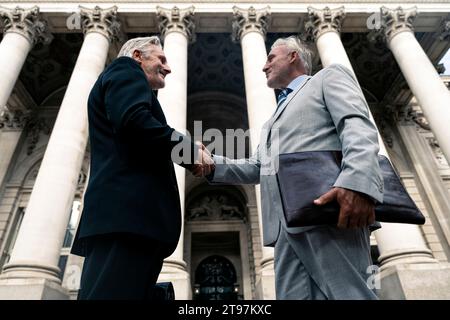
[267,76,311,133]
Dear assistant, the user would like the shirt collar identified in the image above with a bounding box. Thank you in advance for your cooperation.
[286,74,310,92]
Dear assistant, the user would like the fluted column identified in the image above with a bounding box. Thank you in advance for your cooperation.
[306,6,389,156]
[306,6,436,271]
[305,6,450,299]
[0,6,50,124]
[156,6,195,300]
[232,5,276,299]
[0,108,28,191]
[394,104,450,254]
[0,6,119,299]
[380,7,450,165]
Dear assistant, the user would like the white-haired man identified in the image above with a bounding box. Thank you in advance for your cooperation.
[71,36,213,300]
[205,36,383,299]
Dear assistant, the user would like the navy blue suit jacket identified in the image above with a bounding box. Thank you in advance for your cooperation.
[71,57,195,257]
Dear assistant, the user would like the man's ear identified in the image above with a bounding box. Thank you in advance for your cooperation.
[131,50,142,64]
[289,51,299,64]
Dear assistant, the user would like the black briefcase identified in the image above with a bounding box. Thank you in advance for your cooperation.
[276,151,425,227]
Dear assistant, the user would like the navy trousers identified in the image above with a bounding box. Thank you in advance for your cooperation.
[77,233,170,300]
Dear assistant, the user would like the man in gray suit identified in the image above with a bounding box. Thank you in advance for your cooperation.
[201,36,383,299]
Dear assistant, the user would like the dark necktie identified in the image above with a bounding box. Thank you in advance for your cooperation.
[276,88,293,110]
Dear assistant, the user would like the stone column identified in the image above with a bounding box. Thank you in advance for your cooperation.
[232,5,276,299]
[0,108,28,192]
[306,6,389,155]
[375,105,450,299]
[307,7,450,299]
[0,6,120,300]
[380,7,450,165]
[155,6,195,300]
[0,6,51,114]
[395,105,450,253]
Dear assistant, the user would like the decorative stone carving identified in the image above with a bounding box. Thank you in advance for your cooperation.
[412,110,430,131]
[231,6,271,43]
[438,18,450,41]
[396,104,417,126]
[380,6,417,43]
[0,107,29,131]
[25,160,41,184]
[156,6,196,43]
[79,6,120,42]
[305,6,346,40]
[427,137,449,168]
[396,99,431,132]
[25,114,51,155]
[0,5,52,45]
[187,193,245,221]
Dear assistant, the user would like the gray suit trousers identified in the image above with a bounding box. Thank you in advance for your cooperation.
[274,226,379,300]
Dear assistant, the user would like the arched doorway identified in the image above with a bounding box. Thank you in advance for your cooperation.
[194,255,238,300]
[185,184,255,300]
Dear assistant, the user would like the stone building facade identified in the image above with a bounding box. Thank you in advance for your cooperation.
[0,1,449,299]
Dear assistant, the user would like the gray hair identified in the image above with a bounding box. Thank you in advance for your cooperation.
[271,36,313,75]
[117,36,162,58]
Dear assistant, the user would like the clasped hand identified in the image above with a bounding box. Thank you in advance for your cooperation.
[192,143,215,178]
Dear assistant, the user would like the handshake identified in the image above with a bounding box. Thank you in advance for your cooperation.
[192,143,215,178]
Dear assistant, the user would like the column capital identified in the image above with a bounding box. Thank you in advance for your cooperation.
[380,6,417,43]
[156,6,196,43]
[305,6,346,40]
[0,6,52,46]
[231,6,271,43]
[79,6,120,42]
[0,107,29,132]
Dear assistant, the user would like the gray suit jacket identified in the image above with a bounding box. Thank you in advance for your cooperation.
[211,64,383,247]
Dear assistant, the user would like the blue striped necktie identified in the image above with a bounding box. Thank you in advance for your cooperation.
[276,88,293,110]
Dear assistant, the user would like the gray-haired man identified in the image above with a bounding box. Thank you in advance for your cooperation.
[204,36,383,299]
[71,36,214,300]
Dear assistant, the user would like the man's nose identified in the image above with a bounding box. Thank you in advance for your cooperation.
[164,65,171,75]
[262,63,268,73]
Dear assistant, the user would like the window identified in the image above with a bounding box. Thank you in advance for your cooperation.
[0,207,25,271]
[62,200,81,248]
[58,254,69,280]
[194,255,239,300]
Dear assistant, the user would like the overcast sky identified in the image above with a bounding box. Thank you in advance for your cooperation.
[440,48,450,75]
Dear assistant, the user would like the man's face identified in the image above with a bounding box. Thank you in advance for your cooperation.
[133,46,171,89]
[262,45,293,89]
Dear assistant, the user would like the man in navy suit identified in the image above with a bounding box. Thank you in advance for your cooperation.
[71,36,214,300]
